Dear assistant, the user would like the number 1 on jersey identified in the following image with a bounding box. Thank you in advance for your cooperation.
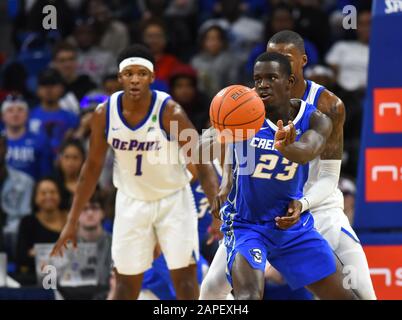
[135,154,143,176]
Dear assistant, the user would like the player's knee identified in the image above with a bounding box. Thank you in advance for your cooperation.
[114,278,140,300]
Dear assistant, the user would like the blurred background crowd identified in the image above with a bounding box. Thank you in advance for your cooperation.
[0,0,370,299]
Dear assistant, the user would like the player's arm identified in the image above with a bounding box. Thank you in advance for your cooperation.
[298,91,345,211]
[162,101,220,209]
[51,103,109,256]
[275,110,333,165]
[278,94,343,229]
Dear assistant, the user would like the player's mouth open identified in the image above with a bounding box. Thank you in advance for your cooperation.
[259,92,272,101]
[130,88,141,95]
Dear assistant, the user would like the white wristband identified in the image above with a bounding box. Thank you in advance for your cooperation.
[298,197,310,213]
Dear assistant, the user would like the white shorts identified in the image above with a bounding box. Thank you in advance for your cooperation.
[312,207,359,251]
[112,184,199,275]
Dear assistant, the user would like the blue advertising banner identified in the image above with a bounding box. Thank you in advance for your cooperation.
[355,0,402,232]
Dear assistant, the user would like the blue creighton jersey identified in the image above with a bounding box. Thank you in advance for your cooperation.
[229,100,316,224]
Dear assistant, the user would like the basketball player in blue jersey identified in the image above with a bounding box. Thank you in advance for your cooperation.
[51,44,220,300]
[220,52,357,300]
[200,31,375,300]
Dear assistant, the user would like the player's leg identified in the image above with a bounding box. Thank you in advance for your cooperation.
[199,242,233,299]
[111,271,144,300]
[170,264,199,299]
[336,230,376,299]
[268,216,357,300]
[156,185,200,299]
[111,190,156,299]
[314,209,376,299]
[231,252,265,300]
[305,256,358,300]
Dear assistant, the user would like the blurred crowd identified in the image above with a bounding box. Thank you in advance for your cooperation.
[0,0,370,298]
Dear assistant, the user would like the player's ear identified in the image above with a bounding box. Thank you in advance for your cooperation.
[117,72,123,84]
[302,54,308,68]
[150,71,155,84]
[288,74,296,88]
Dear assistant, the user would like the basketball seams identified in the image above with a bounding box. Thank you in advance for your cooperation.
[216,86,244,125]
[211,111,265,127]
[222,95,259,124]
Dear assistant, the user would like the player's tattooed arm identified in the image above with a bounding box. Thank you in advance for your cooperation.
[162,100,220,207]
[51,103,109,257]
[316,90,345,160]
[275,110,333,164]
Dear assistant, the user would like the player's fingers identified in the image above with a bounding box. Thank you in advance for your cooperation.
[277,120,283,130]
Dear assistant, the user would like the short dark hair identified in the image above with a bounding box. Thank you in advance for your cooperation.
[117,44,155,67]
[52,41,77,60]
[255,52,292,77]
[268,30,305,54]
[59,138,86,160]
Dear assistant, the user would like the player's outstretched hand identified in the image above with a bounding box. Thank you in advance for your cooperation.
[207,217,223,245]
[274,120,296,150]
[274,200,302,229]
[50,220,78,257]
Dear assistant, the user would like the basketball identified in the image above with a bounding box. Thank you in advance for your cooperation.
[209,85,265,142]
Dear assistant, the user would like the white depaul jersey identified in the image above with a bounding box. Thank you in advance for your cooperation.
[302,80,344,212]
[106,90,190,201]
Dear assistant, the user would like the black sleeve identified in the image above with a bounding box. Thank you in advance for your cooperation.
[15,217,35,273]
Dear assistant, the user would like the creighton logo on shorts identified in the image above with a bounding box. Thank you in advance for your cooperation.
[250,248,262,264]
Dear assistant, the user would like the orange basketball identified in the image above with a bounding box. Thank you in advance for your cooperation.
[209,85,265,142]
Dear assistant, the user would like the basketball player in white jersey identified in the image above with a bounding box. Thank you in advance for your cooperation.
[51,44,219,300]
[200,31,376,300]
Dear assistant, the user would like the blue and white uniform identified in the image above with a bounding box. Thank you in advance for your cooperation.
[105,90,198,275]
[222,100,336,290]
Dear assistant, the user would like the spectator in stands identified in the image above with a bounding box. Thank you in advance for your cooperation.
[325,8,371,93]
[245,4,319,82]
[293,0,331,57]
[168,64,209,133]
[77,190,112,287]
[29,68,79,160]
[16,177,66,285]
[102,74,122,96]
[68,19,117,85]
[304,64,336,91]
[200,0,264,65]
[52,42,97,114]
[0,62,36,106]
[53,139,85,211]
[141,18,181,85]
[0,133,35,257]
[191,25,239,99]
[87,0,130,57]
[2,95,52,180]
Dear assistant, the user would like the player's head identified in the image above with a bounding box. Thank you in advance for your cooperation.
[117,44,155,100]
[266,30,307,78]
[254,52,294,110]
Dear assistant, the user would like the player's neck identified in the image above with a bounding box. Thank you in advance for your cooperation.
[6,126,26,140]
[266,101,294,125]
[122,90,152,111]
[292,77,307,100]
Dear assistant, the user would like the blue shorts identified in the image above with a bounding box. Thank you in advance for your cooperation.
[222,206,337,290]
